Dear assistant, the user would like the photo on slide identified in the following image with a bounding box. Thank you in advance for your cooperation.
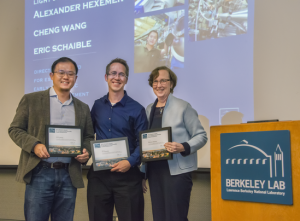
[188,0,248,42]
[135,0,185,14]
[134,9,185,74]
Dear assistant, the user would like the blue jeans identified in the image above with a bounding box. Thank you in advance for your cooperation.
[24,164,77,221]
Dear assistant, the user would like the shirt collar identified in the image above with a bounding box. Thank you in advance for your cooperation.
[104,90,128,107]
[49,87,73,105]
[49,87,57,97]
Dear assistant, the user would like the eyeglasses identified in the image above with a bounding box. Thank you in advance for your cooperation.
[54,70,77,78]
[153,79,170,86]
[107,72,128,79]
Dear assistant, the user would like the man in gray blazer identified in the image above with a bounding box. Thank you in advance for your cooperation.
[8,57,94,221]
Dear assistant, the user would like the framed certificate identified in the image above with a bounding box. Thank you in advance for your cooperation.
[45,125,83,157]
[90,137,130,171]
[139,127,172,162]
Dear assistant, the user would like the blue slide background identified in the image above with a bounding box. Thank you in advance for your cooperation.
[25,0,254,126]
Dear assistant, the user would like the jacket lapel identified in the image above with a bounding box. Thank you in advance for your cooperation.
[161,93,172,128]
[41,89,50,125]
[148,99,158,129]
[73,97,82,126]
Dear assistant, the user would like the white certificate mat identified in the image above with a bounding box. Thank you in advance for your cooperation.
[90,137,130,171]
[46,125,83,157]
[141,130,169,151]
[94,140,128,161]
[140,127,172,162]
[48,128,81,146]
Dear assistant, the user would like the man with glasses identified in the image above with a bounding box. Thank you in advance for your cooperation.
[8,57,94,221]
[134,30,161,73]
[87,58,148,221]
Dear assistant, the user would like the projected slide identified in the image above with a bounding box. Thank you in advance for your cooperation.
[134,9,184,73]
[135,0,185,14]
[25,0,254,126]
[188,0,248,41]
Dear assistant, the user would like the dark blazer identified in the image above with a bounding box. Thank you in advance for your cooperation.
[8,89,94,188]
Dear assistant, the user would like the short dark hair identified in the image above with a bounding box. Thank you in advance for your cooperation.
[106,58,129,78]
[148,66,177,93]
[148,30,159,39]
[51,57,78,74]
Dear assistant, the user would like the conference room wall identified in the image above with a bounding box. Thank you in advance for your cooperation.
[0,0,25,166]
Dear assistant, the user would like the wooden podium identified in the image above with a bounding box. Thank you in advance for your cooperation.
[211,121,300,221]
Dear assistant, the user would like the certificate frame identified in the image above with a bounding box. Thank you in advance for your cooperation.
[139,127,172,162]
[45,125,83,157]
[90,137,130,171]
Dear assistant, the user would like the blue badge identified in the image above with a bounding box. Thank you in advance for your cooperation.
[221,130,293,205]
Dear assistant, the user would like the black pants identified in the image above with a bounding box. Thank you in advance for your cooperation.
[148,160,193,221]
[87,166,144,221]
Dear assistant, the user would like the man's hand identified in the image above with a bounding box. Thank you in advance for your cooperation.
[75,148,89,163]
[164,142,185,154]
[34,143,50,159]
[142,179,148,193]
[111,160,131,173]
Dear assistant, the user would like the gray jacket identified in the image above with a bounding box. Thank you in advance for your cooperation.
[8,89,94,188]
[145,93,207,175]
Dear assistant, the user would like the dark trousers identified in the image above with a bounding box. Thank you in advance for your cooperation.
[148,160,193,221]
[87,166,144,221]
[25,164,77,221]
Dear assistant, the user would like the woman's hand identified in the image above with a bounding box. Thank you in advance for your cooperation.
[142,179,148,193]
[164,142,185,154]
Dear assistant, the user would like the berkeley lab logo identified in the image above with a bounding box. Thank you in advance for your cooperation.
[49,128,55,133]
[143,134,147,139]
[221,130,292,205]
